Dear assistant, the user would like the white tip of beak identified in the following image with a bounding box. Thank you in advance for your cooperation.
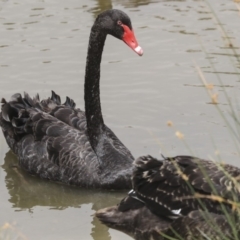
[134,46,143,56]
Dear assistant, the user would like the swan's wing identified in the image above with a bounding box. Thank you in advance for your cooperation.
[1,91,86,133]
[97,197,237,240]
[26,91,88,132]
[132,155,240,216]
[104,126,134,160]
[166,210,238,240]
[0,92,100,187]
[96,196,170,240]
[28,91,133,163]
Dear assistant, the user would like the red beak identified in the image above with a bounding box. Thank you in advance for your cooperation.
[122,24,143,56]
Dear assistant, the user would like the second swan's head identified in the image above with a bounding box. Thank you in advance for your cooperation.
[95,9,143,56]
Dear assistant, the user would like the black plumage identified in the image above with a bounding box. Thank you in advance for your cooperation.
[97,195,239,240]
[0,9,143,189]
[96,196,171,240]
[96,155,240,239]
[133,155,240,216]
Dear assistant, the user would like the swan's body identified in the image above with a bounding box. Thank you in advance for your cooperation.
[97,156,240,238]
[0,9,143,189]
[97,196,171,240]
[97,195,236,240]
[132,155,240,216]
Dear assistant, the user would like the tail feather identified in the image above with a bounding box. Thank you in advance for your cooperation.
[12,117,28,128]
[1,101,19,122]
[64,96,76,108]
[23,92,37,107]
[0,91,78,145]
[133,155,162,171]
[51,90,61,105]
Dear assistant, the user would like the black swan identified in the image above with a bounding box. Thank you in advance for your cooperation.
[0,9,143,189]
[97,156,240,239]
[97,195,235,240]
[132,155,240,216]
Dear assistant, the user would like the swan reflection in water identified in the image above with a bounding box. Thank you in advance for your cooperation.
[1,150,127,240]
[91,0,156,16]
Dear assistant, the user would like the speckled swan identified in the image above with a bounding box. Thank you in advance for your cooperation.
[97,155,240,238]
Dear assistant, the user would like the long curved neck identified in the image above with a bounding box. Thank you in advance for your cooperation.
[84,23,107,151]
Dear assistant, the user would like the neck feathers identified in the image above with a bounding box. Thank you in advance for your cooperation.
[84,24,106,151]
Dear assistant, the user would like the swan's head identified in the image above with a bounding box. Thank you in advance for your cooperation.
[96,9,143,56]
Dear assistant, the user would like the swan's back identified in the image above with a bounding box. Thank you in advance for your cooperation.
[97,155,240,238]
[0,92,132,188]
[133,155,240,216]
[166,210,238,240]
[96,196,171,240]
[97,195,238,240]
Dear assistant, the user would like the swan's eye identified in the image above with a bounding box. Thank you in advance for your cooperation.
[117,20,123,26]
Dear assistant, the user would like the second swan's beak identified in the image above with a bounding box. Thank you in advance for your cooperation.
[121,25,143,56]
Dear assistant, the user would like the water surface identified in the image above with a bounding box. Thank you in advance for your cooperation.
[0,0,240,239]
